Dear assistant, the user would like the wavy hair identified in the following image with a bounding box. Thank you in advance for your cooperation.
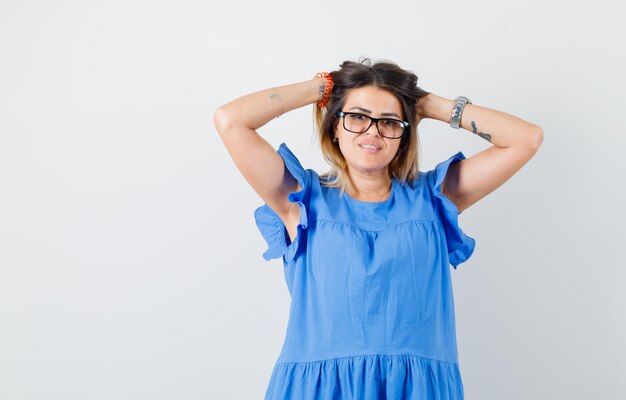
[314,58,430,194]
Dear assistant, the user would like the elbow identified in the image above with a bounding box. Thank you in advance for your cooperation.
[213,105,233,137]
[528,126,544,152]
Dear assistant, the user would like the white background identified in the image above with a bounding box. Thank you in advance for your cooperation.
[1,0,624,399]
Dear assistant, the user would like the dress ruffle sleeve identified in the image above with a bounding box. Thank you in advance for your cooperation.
[254,143,310,263]
[428,151,476,269]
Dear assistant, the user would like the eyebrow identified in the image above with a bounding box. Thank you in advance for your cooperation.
[348,107,402,119]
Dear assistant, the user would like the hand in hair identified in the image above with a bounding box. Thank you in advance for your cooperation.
[415,93,432,126]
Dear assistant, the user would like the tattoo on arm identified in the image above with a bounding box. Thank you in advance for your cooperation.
[470,121,492,142]
[318,85,325,100]
[267,88,283,118]
[267,91,280,101]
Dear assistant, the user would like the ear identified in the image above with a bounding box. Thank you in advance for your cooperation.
[332,119,340,141]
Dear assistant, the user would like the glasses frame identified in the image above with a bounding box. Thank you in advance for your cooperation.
[335,111,409,140]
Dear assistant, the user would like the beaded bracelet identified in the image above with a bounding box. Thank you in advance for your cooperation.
[314,72,334,108]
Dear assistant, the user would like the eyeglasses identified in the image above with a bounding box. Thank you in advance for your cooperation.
[335,111,408,139]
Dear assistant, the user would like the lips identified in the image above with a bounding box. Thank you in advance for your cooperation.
[358,141,382,153]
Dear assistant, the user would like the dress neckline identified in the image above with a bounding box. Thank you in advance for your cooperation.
[343,179,396,206]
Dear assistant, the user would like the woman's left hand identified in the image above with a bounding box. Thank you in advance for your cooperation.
[415,93,432,126]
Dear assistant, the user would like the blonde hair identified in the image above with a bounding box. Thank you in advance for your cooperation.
[314,59,431,195]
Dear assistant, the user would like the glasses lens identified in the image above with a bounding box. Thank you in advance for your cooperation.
[344,113,371,133]
[378,119,405,138]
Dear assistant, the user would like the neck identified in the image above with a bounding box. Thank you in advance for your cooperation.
[347,169,393,202]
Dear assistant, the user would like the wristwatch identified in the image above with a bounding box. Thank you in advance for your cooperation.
[449,96,472,129]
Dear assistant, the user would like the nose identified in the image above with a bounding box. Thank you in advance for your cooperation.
[364,120,382,137]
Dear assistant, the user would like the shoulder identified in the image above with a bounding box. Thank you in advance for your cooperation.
[275,143,322,190]
[397,170,428,194]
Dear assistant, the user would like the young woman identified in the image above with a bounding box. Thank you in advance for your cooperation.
[214,59,543,399]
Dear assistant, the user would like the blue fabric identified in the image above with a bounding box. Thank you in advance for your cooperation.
[255,143,476,399]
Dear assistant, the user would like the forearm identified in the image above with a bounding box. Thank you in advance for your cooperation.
[216,78,325,131]
[418,93,543,150]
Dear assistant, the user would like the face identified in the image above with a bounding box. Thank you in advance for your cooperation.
[334,85,404,177]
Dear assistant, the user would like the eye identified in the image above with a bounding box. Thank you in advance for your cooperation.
[348,113,368,121]
[381,119,400,126]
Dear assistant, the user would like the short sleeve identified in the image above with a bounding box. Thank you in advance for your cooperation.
[253,143,310,263]
[427,151,476,269]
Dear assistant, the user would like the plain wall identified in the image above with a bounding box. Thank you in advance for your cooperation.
[1,0,624,399]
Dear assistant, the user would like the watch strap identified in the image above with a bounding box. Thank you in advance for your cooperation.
[449,96,472,129]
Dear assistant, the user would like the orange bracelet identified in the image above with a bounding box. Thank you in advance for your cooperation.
[314,72,334,108]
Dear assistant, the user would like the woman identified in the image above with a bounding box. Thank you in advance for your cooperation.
[214,59,543,399]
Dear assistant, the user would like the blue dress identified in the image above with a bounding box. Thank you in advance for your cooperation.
[254,143,476,399]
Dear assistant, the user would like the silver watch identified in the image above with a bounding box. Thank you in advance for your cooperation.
[449,96,472,129]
